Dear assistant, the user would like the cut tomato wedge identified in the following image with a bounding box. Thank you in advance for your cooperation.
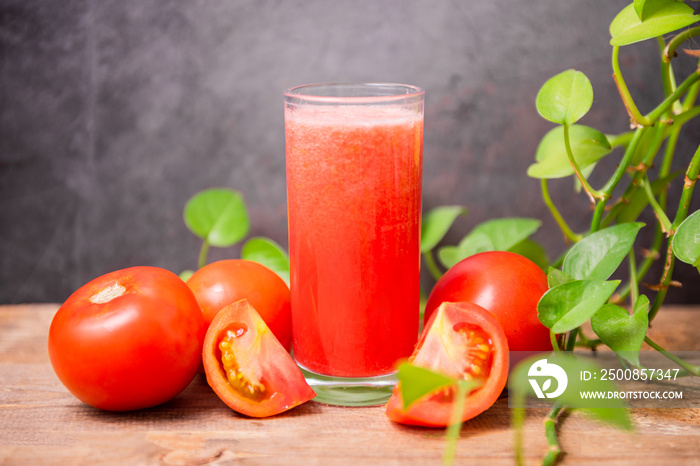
[203,299,315,417]
[385,302,509,427]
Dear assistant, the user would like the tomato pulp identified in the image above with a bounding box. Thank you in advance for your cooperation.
[285,102,423,377]
[202,299,315,417]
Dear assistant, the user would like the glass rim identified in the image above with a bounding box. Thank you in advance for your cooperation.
[284,82,424,104]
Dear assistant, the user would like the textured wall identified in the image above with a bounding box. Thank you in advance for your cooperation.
[1,0,699,304]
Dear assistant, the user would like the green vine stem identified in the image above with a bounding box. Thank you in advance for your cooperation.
[641,175,673,233]
[613,46,649,127]
[644,336,700,376]
[564,124,601,203]
[198,240,210,270]
[541,179,582,243]
[566,328,579,352]
[443,382,469,466]
[600,122,667,229]
[513,390,526,466]
[542,403,564,466]
[628,250,639,307]
[424,250,444,282]
[663,26,700,64]
[658,37,681,115]
[649,144,700,322]
[647,69,700,124]
[590,127,648,233]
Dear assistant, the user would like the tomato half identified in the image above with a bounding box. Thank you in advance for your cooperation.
[424,251,551,352]
[386,302,509,427]
[202,299,315,417]
[48,266,207,411]
[187,260,292,351]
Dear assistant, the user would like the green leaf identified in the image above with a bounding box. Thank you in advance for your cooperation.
[508,239,550,270]
[634,0,671,21]
[528,125,612,179]
[547,267,574,288]
[610,2,698,46]
[562,223,644,281]
[673,210,700,268]
[538,280,620,333]
[509,353,633,430]
[421,206,467,253]
[241,237,291,286]
[437,232,493,269]
[437,218,541,269]
[397,363,456,410]
[472,218,541,251]
[591,296,649,366]
[179,269,195,282]
[536,70,593,126]
[184,188,250,247]
[617,173,681,223]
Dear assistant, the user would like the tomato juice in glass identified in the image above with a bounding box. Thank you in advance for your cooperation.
[284,83,424,405]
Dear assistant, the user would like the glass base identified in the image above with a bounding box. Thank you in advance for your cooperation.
[298,364,398,407]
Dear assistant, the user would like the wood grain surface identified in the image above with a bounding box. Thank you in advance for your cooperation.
[0,304,698,465]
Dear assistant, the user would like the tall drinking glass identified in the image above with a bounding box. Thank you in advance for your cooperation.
[284,83,424,406]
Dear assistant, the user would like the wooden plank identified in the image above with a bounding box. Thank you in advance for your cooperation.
[0,304,698,464]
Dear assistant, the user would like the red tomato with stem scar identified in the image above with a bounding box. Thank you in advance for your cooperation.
[48,266,207,411]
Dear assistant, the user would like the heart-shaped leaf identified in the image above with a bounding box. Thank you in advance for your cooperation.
[673,209,700,269]
[438,232,493,269]
[563,223,644,281]
[184,188,250,247]
[536,70,593,126]
[471,218,542,251]
[538,280,620,333]
[437,218,541,269]
[591,296,649,366]
[421,206,467,253]
[241,237,290,286]
[610,1,698,46]
[528,125,612,179]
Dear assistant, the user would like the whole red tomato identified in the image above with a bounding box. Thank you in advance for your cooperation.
[186,260,292,351]
[424,251,551,352]
[48,266,207,411]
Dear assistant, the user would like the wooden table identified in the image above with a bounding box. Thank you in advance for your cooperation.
[1,304,698,465]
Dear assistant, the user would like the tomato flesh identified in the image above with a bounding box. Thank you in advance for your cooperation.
[219,325,267,401]
[203,299,315,417]
[386,302,509,427]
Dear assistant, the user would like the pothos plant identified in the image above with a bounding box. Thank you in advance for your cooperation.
[401,1,700,465]
[179,2,699,464]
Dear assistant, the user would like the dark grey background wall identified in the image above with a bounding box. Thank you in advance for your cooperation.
[1,0,699,304]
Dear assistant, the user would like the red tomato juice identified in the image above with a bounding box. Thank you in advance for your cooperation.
[285,104,423,377]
